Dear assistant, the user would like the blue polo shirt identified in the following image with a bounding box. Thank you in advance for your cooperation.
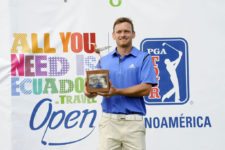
[98,47,157,115]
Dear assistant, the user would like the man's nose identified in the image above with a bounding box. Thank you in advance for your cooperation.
[120,32,126,37]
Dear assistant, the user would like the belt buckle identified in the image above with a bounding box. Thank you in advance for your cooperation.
[118,114,126,120]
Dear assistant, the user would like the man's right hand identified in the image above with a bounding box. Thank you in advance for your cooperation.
[84,80,97,98]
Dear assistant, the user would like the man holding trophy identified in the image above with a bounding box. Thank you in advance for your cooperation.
[85,17,157,150]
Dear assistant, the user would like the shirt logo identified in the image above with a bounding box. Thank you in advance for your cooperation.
[128,64,136,69]
[140,38,189,105]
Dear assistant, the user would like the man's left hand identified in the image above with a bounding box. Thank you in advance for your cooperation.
[97,81,118,98]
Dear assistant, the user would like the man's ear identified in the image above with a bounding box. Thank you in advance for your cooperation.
[112,32,116,40]
[132,31,136,39]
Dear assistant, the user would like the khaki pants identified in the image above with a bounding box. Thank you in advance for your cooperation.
[98,113,146,150]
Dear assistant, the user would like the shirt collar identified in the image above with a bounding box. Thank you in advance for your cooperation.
[111,47,138,57]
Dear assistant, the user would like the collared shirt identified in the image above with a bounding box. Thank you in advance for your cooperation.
[97,47,157,115]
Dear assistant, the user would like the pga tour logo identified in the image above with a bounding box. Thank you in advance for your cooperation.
[140,38,189,105]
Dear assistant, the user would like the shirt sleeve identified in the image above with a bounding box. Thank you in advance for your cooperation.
[140,54,158,87]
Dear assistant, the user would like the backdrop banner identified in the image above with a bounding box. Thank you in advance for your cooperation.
[0,0,225,150]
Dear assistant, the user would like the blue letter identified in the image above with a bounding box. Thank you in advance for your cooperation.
[30,98,52,130]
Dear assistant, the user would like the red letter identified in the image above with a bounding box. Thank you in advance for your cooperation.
[71,33,83,53]
[83,33,96,53]
[149,87,160,99]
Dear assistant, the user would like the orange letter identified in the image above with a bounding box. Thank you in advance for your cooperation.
[32,33,43,53]
[60,32,71,52]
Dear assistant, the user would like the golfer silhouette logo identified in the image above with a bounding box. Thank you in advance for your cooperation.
[162,42,183,103]
[140,38,189,105]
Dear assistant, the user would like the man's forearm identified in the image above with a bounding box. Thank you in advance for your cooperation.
[115,83,152,97]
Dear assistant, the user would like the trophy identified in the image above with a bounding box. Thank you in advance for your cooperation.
[86,45,111,93]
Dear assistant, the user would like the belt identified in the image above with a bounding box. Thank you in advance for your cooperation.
[102,112,143,121]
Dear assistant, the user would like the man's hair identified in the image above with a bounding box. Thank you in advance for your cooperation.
[113,17,135,32]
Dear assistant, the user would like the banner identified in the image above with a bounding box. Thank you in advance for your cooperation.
[0,0,225,150]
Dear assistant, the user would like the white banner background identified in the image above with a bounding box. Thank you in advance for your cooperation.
[0,0,225,150]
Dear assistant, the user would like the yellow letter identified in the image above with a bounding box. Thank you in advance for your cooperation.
[11,33,31,53]
[44,33,55,53]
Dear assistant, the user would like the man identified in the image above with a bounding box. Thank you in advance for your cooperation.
[85,17,157,150]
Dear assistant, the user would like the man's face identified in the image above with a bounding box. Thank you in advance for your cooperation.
[113,22,135,48]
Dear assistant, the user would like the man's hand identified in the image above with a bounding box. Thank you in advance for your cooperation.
[84,80,97,98]
[97,87,117,98]
[97,81,118,98]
